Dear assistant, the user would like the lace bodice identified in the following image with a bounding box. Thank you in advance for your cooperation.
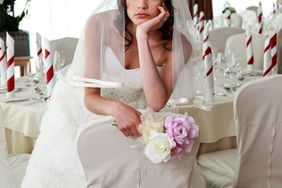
[100,47,146,109]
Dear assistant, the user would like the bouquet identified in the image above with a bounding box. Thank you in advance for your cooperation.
[138,110,199,164]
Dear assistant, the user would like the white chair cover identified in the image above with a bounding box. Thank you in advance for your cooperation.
[213,14,243,28]
[76,118,205,188]
[238,10,257,31]
[209,27,245,54]
[225,33,266,70]
[245,6,258,13]
[198,75,282,188]
[50,37,78,66]
[234,75,282,188]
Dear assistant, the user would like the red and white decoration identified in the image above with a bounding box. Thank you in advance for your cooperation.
[6,33,15,99]
[36,33,43,66]
[43,37,55,99]
[202,22,214,104]
[263,37,272,77]
[257,7,263,34]
[193,4,198,29]
[0,38,7,86]
[224,9,231,27]
[245,30,254,74]
[270,32,278,74]
[198,11,205,40]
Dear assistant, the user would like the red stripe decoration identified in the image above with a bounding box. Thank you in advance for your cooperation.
[258,25,263,34]
[270,33,277,68]
[246,31,254,67]
[263,37,272,77]
[203,47,212,60]
[7,76,14,92]
[46,65,54,84]
[264,43,271,53]
[263,66,272,77]
[248,56,254,65]
[6,33,15,96]
[0,50,5,61]
[45,49,50,59]
[246,36,252,47]
[43,38,55,98]
[206,66,213,77]
[37,48,42,56]
[7,56,14,67]
[258,14,262,23]
[203,36,209,43]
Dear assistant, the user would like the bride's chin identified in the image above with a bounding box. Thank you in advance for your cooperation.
[132,19,147,25]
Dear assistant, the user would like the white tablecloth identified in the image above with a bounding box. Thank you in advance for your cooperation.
[0,77,47,154]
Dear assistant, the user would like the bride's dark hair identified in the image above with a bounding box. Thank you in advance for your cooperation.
[115,0,174,50]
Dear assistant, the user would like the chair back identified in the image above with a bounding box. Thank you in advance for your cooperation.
[50,37,78,66]
[246,6,258,13]
[209,27,245,54]
[238,10,257,30]
[234,75,282,188]
[226,33,266,70]
[213,14,243,28]
[76,117,200,187]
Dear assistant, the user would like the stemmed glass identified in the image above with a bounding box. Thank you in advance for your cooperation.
[53,51,66,72]
[26,59,45,100]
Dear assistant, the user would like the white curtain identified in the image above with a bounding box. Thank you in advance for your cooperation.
[15,0,103,65]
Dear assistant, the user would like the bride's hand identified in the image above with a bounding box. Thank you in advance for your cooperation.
[136,5,169,37]
[112,101,141,137]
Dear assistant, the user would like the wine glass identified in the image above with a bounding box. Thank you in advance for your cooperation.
[53,51,66,71]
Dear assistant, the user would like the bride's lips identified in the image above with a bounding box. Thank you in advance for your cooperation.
[135,13,150,19]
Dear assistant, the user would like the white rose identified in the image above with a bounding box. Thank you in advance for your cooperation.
[144,132,176,164]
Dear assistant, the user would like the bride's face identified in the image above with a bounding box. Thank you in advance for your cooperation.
[126,0,163,25]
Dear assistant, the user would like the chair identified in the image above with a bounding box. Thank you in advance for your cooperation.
[76,118,206,188]
[225,33,266,70]
[238,10,257,31]
[50,37,78,66]
[213,14,243,28]
[246,6,258,13]
[198,75,282,188]
[209,27,245,54]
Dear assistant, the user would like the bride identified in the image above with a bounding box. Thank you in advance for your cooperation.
[22,0,205,187]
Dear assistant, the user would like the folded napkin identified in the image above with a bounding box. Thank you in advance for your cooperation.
[0,37,7,87]
[43,37,55,99]
[263,37,272,76]
[6,32,15,99]
[202,22,214,105]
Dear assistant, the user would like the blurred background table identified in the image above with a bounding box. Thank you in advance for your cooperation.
[15,56,32,77]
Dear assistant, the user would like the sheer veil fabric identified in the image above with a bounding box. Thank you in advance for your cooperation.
[68,0,197,104]
[21,0,205,187]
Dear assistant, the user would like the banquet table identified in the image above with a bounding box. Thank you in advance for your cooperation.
[1,74,263,155]
[0,77,47,154]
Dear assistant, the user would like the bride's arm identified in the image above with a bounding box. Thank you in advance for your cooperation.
[136,7,170,111]
[83,15,140,137]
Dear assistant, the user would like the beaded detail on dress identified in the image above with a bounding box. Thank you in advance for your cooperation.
[100,47,147,109]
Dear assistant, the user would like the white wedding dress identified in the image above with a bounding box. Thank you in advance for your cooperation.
[21,48,205,188]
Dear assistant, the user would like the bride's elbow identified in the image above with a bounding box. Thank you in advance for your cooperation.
[147,99,167,112]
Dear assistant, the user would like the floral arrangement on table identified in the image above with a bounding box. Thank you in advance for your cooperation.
[138,111,199,164]
[222,1,236,15]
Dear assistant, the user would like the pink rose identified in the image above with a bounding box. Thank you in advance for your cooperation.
[164,115,199,157]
